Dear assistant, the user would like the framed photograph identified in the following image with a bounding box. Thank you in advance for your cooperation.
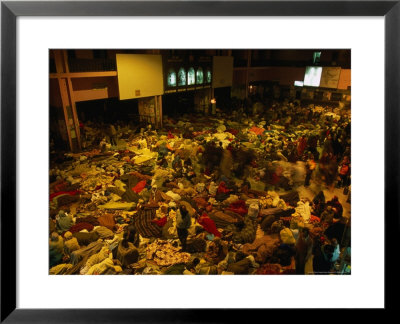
[1,0,397,321]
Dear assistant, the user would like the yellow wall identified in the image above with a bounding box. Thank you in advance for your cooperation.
[212,56,234,88]
[337,69,351,90]
[116,54,164,100]
[72,77,119,102]
[320,67,341,88]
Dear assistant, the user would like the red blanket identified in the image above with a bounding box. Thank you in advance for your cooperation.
[198,213,221,237]
[50,190,80,201]
[249,126,265,136]
[132,180,147,193]
[226,200,248,216]
[151,216,168,227]
[217,181,231,194]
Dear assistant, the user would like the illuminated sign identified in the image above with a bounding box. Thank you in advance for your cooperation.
[304,66,322,87]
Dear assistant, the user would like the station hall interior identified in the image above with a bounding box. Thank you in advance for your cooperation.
[49,49,351,275]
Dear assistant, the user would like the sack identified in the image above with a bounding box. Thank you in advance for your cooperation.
[290,215,305,229]
[280,228,296,245]
[248,203,260,218]
[271,220,284,233]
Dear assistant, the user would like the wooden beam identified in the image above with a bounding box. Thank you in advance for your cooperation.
[245,50,251,99]
[53,50,66,73]
[154,95,158,129]
[158,95,163,128]
[53,50,73,151]
[62,50,70,73]
[49,71,117,79]
[57,78,73,151]
[234,66,274,71]
[73,88,110,102]
[63,50,81,150]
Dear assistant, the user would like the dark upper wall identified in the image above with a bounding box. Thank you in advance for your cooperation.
[49,49,350,73]
[232,49,350,69]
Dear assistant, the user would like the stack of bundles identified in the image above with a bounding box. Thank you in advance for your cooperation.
[75,215,100,226]
[227,216,258,244]
[97,214,116,230]
[67,240,104,274]
[73,231,100,246]
[242,234,281,263]
[259,208,295,232]
[226,200,248,216]
[280,190,300,207]
[208,210,241,229]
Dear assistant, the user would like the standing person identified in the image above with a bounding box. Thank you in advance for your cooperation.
[295,228,313,274]
[116,231,139,267]
[79,121,86,149]
[325,153,338,188]
[330,238,341,263]
[284,115,292,130]
[126,224,140,248]
[108,124,117,146]
[99,137,108,153]
[313,241,335,274]
[176,205,191,251]
[297,135,307,159]
[49,232,64,269]
[308,133,319,161]
[323,134,334,156]
[326,196,343,219]
[321,244,335,272]
[337,156,350,188]
[304,153,316,187]
[318,151,330,183]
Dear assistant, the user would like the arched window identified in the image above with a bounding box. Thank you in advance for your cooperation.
[167,69,176,87]
[187,67,195,85]
[206,69,212,83]
[196,67,204,84]
[178,67,186,86]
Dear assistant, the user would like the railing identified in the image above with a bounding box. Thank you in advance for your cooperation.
[68,58,116,72]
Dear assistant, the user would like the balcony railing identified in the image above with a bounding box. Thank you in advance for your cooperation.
[68,58,116,72]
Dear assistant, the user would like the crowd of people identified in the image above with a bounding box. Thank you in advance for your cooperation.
[49,99,351,275]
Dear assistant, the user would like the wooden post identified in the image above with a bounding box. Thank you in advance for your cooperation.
[62,50,81,150]
[154,96,157,128]
[53,51,72,150]
[245,50,251,100]
[57,78,73,151]
[158,95,163,128]
[53,50,81,152]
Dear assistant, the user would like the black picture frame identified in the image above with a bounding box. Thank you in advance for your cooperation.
[1,0,398,322]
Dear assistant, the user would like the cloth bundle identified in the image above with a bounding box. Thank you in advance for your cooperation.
[227,216,258,244]
[133,207,162,238]
[226,200,248,216]
[247,203,260,219]
[242,234,281,263]
[70,240,104,266]
[209,210,241,228]
[68,222,94,234]
[146,240,191,266]
[116,242,139,267]
[280,227,296,245]
[97,214,116,230]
